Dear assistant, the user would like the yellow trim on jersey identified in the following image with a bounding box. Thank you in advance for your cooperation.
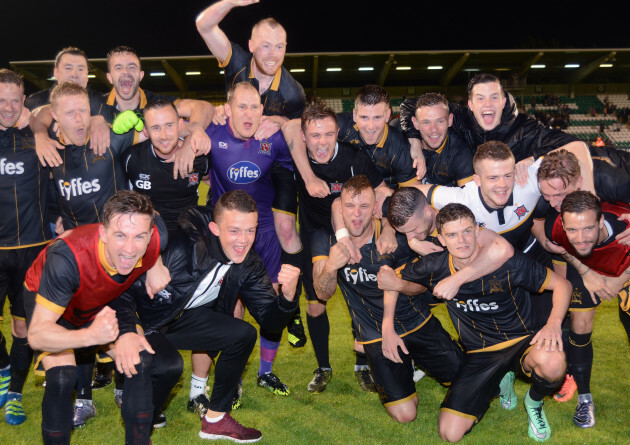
[35,294,66,315]
[358,314,433,345]
[537,268,552,293]
[467,334,529,354]
[271,207,297,217]
[138,89,148,109]
[375,125,388,149]
[133,130,140,145]
[312,255,328,264]
[448,254,457,275]
[440,407,478,422]
[456,176,473,186]
[269,68,282,91]
[0,240,50,250]
[435,135,448,155]
[383,392,418,408]
[11,314,26,322]
[398,177,419,187]
[106,89,117,106]
[552,259,566,266]
[218,46,232,68]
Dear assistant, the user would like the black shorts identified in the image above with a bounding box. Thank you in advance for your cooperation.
[271,163,298,217]
[441,335,533,423]
[363,316,463,407]
[0,244,47,319]
[566,265,600,312]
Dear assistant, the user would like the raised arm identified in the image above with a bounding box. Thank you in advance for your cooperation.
[196,0,258,62]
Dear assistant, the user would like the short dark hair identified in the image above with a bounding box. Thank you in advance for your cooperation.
[342,175,373,199]
[107,46,141,71]
[561,190,602,221]
[214,190,258,223]
[355,85,390,108]
[227,81,259,104]
[416,92,448,111]
[473,140,514,172]
[388,187,428,229]
[467,73,504,97]
[143,99,179,118]
[54,47,87,68]
[301,104,337,132]
[251,18,286,39]
[102,190,155,227]
[537,149,581,188]
[436,203,476,234]
[0,69,24,90]
[50,82,89,108]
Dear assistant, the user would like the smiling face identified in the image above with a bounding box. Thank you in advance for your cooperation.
[54,53,89,88]
[561,210,604,258]
[413,103,452,150]
[437,217,478,262]
[144,105,182,158]
[98,212,153,276]
[0,82,24,130]
[353,102,390,146]
[225,85,263,140]
[473,158,515,209]
[302,116,339,164]
[249,23,286,78]
[51,93,91,146]
[468,81,506,131]
[209,208,258,264]
[107,52,144,103]
[341,187,375,237]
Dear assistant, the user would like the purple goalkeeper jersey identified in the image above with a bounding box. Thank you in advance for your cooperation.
[207,120,293,233]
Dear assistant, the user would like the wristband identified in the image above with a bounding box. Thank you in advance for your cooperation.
[579,267,590,276]
[335,228,350,241]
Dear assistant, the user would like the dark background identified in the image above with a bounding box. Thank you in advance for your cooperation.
[3,1,628,67]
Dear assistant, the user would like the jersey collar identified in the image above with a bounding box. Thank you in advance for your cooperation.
[106,88,147,110]
[248,59,282,92]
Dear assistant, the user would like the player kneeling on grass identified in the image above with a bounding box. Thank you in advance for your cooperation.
[111,190,300,444]
[390,203,571,442]
[312,175,463,422]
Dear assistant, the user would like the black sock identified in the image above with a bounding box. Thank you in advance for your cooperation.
[355,351,368,367]
[42,366,76,445]
[568,330,593,394]
[307,312,330,369]
[530,370,563,402]
[0,332,9,368]
[9,335,32,393]
[122,351,155,445]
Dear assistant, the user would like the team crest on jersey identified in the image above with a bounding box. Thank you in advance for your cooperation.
[477,221,486,228]
[514,205,528,218]
[330,182,343,193]
[488,277,504,293]
[219,141,229,149]
[92,155,107,164]
[571,288,583,305]
[188,173,200,186]
[349,138,361,146]
[155,289,172,303]
[258,141,272,155]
